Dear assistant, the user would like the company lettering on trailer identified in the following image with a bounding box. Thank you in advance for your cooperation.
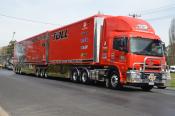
[53,29,68,40]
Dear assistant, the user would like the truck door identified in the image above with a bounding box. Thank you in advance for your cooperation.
[111,36,128,83]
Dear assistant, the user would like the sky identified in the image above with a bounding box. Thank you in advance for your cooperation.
[0,0,175,47]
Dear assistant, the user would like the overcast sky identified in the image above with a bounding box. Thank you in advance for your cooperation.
[0,0,175,47]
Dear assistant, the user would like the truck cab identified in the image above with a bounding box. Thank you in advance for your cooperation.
[101,16,169,90]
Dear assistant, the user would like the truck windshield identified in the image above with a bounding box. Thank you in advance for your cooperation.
[130,37,163,57]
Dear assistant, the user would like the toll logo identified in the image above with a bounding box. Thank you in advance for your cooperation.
[53,29,68,40]
[82,22,88,30]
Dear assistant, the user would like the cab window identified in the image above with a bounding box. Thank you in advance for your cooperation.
[113,37,128,51]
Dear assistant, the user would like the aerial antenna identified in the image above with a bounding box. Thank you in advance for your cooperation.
[97,11,103,15]
[129,13,141,18]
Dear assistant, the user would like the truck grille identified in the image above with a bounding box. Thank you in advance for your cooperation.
[141,73,162,80]
[144,64,161,71]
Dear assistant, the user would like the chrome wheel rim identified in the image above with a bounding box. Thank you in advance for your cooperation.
[44,72,48,78]
[36,70,39,77]
[82,72,87,83]
[72,71,78,81]
[111,74,119,88]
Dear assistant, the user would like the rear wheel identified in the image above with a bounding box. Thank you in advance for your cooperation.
[19,68,22,74]
[81,70,89,84]
[141,85,153,91]
[44,70,48,78]
[71,69,79,82]
[36,69,40,77]
[14,67,18,74]
[40,69,44,77]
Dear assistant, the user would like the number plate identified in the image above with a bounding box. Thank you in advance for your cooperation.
[149,81,154,85]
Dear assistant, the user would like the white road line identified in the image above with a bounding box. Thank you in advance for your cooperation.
[0,106,9,116]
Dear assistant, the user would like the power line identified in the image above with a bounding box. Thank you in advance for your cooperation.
[0,13,58,26]
[137,3,175,21]
[140,3,175,15]
[146,15,174,21]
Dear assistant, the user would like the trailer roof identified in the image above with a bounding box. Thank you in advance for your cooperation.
[17,31,48,44]
[16,14,155,44]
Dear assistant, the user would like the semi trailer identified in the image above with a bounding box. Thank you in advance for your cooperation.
[13,14,169,91]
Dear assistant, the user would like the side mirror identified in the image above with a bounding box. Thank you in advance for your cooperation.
[161,42,167,55]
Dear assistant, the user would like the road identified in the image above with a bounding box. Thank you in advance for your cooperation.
[0,69,175,116]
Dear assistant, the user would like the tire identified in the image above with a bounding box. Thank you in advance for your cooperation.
[105,72,121,89]
[71,69,79,82]
[81,70,89,84]
[141,85,153,91]
[19,68,22,75]
[40,69,44,77]
[36,69,40,77]
[16,68,18,74]
[157,86,166,89]
[14,67,18,74]
[44,70,48,78]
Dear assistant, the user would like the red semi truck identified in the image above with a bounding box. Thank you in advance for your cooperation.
[13,14,169,91]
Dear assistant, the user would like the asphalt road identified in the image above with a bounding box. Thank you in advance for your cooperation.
[0,69,175,116]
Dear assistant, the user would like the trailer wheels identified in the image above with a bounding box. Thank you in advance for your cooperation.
[44,70,48,78]
[40,70,44,77]
[36,69,40,77]
[141,85,153,91]
[71,69,79,82]
[81,71,89,84]
[14,67,18,74]
[19,68,22,74]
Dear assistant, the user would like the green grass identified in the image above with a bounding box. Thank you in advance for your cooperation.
[170,73,175,88]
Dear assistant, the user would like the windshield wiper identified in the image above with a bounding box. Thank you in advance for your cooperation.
[132,51,145,55]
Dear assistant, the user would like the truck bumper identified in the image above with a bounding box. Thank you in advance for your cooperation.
[126,70,169,86]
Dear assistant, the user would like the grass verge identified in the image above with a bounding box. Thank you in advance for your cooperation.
[169,73,175,88]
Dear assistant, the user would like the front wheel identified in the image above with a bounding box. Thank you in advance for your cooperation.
[105,72,121,89]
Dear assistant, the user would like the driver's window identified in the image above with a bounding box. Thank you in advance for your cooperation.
[113,37,127,51]
[113,38,121,50]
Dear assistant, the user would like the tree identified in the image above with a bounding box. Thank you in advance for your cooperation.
[168,18,175,65]
[7,40,16,57]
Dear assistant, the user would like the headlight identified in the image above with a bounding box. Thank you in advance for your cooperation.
[162,73,167,79]
[127,70,142,83]
[139,67,143,71]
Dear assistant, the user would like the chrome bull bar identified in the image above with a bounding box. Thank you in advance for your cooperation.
[132,57,168,72]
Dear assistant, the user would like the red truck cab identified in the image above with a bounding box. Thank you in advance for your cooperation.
[100,16,169,90]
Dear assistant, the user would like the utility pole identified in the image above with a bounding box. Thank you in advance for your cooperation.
[12,32,15,41]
